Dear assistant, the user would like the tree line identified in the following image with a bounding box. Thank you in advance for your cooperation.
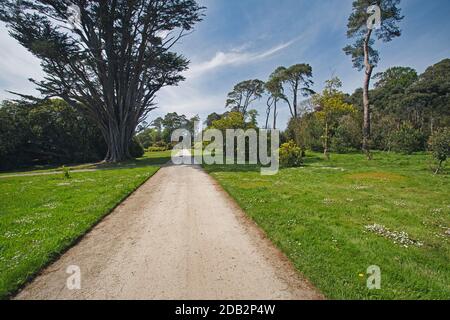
[0,99,106,170]
[201,57,449,171]
[135,112,199,150]
[0,0,448,172]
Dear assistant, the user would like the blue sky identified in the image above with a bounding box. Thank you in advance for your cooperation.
[0,0,449,129]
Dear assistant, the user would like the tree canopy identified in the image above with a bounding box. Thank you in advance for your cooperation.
[0,0,204,162]
[276,64,314,119]
[226,79,265,115]
[0,99,106,169]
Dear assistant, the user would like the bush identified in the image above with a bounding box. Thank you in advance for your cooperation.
[146,146,168,152]
[154,141,169,149]
[390,123,426,154]
[286,115,323,152]
[331,114,362,153]
[371,114,398,151]
[61,165,71,179]
[428,128,450,174]
[129,137,145,158]
[279,140,303,167]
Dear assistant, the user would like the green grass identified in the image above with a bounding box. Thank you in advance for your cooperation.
[204,151,450,299]
[0,151,170,299]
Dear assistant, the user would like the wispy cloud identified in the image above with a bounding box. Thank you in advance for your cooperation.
[186,38,298,78]
[0,23,43,100]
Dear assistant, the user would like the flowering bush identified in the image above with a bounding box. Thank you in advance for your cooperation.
[279,140,303,167]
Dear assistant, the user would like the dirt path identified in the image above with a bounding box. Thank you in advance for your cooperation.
[15,162,322,300]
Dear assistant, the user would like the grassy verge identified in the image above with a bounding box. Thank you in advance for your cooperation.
[204,151,450,299]
[0,151,170,299]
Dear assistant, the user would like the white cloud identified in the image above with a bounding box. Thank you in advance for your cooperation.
[155,83,224,122]
[0,23,43,100]
[185,38,298,78]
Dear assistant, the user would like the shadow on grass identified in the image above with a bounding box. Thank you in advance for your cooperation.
[84,153,172,170]
[203,163,261,173]
[0,151,172,175]
[203,152,327,174]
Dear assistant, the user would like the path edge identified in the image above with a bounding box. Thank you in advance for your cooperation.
[203,167,325,300]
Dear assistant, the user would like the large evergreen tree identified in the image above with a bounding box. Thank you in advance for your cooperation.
[0,0,203,162]
[343,0,403,158]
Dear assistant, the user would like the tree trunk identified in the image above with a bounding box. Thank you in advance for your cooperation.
[362,29,374,160]
[293,82,298,119]
[430,111,434,134]
[434,160,443,175]
[273,100,277,130]
[102,120,133,163]
[265,98,272,129]
[324,121,330,160]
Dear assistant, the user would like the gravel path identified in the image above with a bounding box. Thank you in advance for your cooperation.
[15,162,322,300]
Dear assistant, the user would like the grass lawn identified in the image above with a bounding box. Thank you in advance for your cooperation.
[0,151,170,299]
[204,151,450,299]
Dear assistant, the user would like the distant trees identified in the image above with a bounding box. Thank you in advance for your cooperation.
[136,112,199,149]
[374,66,418,90]
[283,58,449,159]
[275,64,315,119]
[227,63,314,132]
[207,56,448,168]
[246,109,259,128]
[135,128,161,149]
[405,59,450,133]
[205,112,223,127]
[226,80,265,115]
[389,123,426,154]
[344,0,404,158]
[264,69,284,129]
[0,99,106,169]
[352,59,450,154]
[0,0,204,162]
[209,112,249,131]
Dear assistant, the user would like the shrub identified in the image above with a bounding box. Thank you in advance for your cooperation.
[154,141,170,149]
[286,115,323,152]
[61,165,71,179]
[390,123,426,154]
[129,137,145,158]
[146,146,168,152]
[279,140,303,167]
[331,114,362,153]
[371,114,398,151]
[428,128,450,174]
